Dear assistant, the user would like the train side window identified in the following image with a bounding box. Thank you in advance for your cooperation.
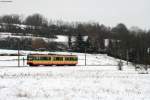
[54,57,63,61]
[60,57,63,61]
[71,57,74,61]
[65,57,77,61]
[66,57,70,61]
[37,57,40,60]
[54,57,59,61]
[65,57,68,61]
[75,57,78,61]
[53,57,56,61]
[72,57,74,61]
[33,56,39,60]
[58,57,63,61]
[44,57,49,60]
[73,57,77,61]
[56,57,59,61]
[33,57,36,60]
[39,57,47,60]
[39,57,42,60]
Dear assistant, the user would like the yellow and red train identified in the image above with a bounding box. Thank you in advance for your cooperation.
[27,54,78,66]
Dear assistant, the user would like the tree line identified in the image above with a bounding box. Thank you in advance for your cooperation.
[0,13,150,65]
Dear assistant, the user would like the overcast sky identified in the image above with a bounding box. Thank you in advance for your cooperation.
[0,0,149,29]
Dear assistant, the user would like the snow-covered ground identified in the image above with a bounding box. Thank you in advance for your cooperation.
[0,32,68,42]
[0,49,150,100]
[0,49,120,66]
[0,32,88,44]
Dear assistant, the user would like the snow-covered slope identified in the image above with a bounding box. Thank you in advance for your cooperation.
[0,49,149,100]
[0,32,88,44]
[0,32,67,43]
[0,49,122,67]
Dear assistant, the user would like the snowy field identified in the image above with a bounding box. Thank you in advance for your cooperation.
[0,49,150,100]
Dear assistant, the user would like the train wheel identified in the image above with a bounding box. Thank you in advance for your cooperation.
[70,64,76,66]
[29,64,32,66]
[31,64,38,67]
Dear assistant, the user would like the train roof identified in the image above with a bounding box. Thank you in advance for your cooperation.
[27,53,77,57]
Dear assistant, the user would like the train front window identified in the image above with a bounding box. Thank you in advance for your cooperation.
[27,56,33,61]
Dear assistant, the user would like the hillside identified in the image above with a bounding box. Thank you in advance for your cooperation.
[0,32,89,51]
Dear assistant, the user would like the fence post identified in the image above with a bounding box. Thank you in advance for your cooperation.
[18,42,20,67]
[126,49,129,65]
[85,48,86,66]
